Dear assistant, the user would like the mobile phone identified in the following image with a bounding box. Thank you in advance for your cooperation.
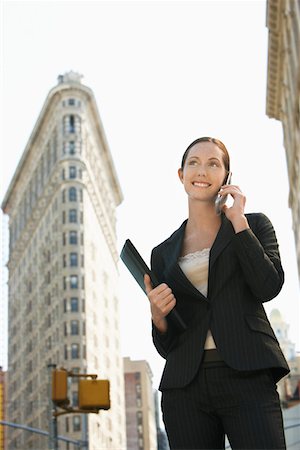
[215,171,232,215]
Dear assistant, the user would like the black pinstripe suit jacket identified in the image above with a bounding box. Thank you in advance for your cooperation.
[151,212,290,390]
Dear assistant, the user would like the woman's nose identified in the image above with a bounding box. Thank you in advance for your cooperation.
[197,164,207,176]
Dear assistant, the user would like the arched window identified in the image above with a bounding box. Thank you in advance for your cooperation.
[70,253,78,267]
[69,209,77,223]
[69,166,77,179]
[70,275,78,289]
[73,415,81,431]
[71,344,80,359]
[63,115,81,134]
[69,187,77,202]
[70,297,79,312]
[71,320,79,335]
[69,231,77,244]
[69,141,75,154]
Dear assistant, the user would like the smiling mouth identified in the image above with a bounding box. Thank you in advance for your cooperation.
[192,182,211,188]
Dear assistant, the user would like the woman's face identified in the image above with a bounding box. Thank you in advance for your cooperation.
[178,141,227,203]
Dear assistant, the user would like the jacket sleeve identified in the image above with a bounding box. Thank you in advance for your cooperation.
[150,246,179,358]
[232,213,284,301]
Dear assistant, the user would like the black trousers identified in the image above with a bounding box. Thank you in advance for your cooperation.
[161,357,286,450]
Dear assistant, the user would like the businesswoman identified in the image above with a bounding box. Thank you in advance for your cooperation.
[144,137,289,450]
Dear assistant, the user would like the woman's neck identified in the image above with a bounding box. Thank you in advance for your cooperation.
[186,201,221,232]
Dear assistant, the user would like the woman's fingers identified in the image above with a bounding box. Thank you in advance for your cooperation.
[144,274,176,318]
[144,273,153,295]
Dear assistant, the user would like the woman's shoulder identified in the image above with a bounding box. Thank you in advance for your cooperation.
[245,212,276,234]
[152,219,187,253]
[245,212,273,226]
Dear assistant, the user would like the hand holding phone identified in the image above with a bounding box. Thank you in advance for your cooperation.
[215,172,232,215]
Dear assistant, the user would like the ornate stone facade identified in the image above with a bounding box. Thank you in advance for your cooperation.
[266,0,300,280]
[1,72,126,449]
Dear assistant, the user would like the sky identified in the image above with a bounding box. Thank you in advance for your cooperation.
[0,0,299,388]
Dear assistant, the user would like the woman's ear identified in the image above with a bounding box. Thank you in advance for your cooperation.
[178,168,184,183]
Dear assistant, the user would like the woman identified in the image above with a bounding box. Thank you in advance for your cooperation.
[144,137,289,450]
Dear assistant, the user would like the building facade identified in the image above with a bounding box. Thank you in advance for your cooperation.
[0,368,6,450]
[153,390,169,450]
[123,357,157,450]
[269,309,300,409]
[266,0,300,280]
[1,72,126,449]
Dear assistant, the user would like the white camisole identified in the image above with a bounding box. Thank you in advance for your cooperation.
[178,249,216,349]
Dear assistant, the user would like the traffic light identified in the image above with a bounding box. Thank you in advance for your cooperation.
[52,369,69,406]
[78,379,110,410]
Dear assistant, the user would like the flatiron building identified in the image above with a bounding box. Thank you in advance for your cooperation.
[1,72,126,449]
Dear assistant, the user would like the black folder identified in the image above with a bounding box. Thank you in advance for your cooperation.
[120,239,187,332]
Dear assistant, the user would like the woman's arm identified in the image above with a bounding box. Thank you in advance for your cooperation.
[146,247,179,357]
[232,213,284,301]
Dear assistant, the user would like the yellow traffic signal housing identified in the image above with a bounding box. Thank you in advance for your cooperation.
[52,369,68,405]
[79,379,110,410]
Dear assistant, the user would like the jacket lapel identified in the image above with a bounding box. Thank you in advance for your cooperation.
[162,220,205,298]
[162,215,235,299]
[209,214,235,270]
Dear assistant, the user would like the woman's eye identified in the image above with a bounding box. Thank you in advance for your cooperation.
[208,161,219,168]
[188,160,198,166]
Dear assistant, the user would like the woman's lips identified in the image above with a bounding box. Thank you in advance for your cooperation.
[192,181,211,187]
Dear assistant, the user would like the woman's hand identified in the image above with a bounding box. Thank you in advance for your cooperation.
[219,184,250,233]
[144,274,176,333]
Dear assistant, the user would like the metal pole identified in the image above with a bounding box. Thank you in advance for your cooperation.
[81,414,89,450]
[0,420,82,446]
[48,363,58,450]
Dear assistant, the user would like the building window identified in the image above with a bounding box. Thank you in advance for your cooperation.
[69,187,77,201]
[70,275,78,289]
[69,141,75,155]
[62,211,66,224]
[63,298,67,313]
[69,166,77,179]
[69,115,75,133]
[62,189,66,203]
[69,231,77,244]
[64,345,68,359]
[69,209,77,223]
[63,254,67,267]
[70,297,79,312]
[63,277,67,290]
[70,253,78,267]
[65,417,69,432]
[68,98,75,106]
[72,391,78,407]
[71,320,79,335]
[64,322,68,336]
[63,233,66,245]
[71,344,79,359]
[73,416,81,432]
